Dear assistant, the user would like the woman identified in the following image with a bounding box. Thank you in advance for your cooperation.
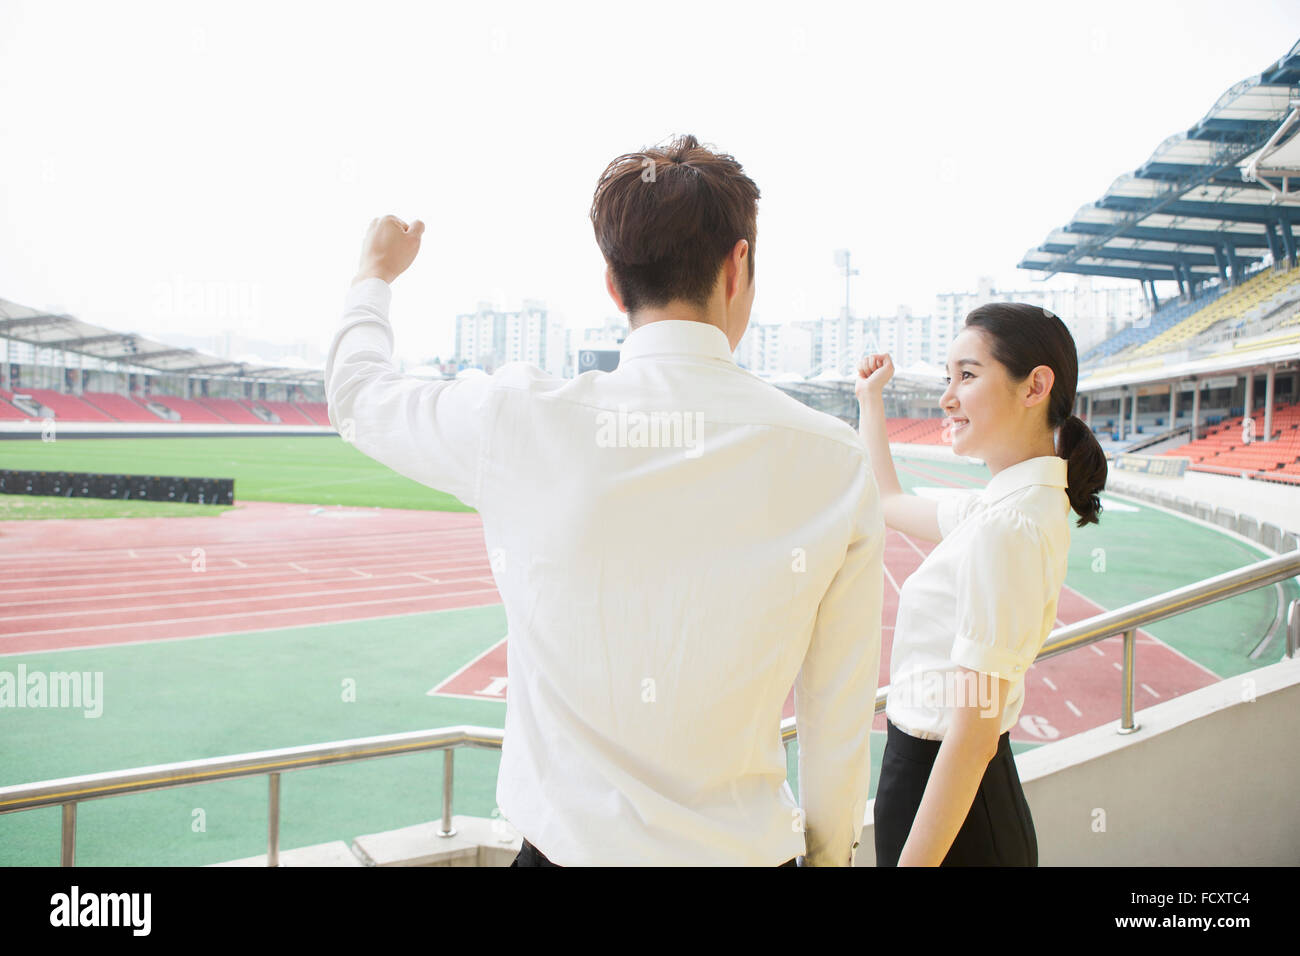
[855,302,1107,866]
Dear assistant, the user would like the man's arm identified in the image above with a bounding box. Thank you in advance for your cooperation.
[325,215,493,507]
[794,463,886,866]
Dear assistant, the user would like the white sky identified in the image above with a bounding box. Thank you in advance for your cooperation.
[2,0,1298,365]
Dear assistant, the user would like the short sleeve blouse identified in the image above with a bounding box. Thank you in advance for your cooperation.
[885,456,1072,740]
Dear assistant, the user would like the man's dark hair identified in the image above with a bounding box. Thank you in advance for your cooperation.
[590,133,759,318]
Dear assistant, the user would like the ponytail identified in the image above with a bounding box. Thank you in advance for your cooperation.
[1056,413,1107,528]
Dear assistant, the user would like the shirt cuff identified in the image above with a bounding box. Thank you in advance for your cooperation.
[949,634,1032,679]
[345,275,392,313]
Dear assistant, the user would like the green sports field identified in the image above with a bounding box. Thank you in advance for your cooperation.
[0,436,473,517]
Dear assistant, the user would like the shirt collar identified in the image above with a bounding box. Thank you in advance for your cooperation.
[981,455,1068,505]
[618,319,736,365]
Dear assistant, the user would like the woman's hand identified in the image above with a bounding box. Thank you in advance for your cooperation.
[855,352,894,403]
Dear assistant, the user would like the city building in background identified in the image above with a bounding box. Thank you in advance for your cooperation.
[935,275,1146,359]
[454,299,565,376]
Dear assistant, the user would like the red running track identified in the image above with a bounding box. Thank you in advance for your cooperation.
[0,501,501,653]
[1,489,1221,745]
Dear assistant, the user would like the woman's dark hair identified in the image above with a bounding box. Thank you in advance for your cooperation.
[590,133,759,317]
[964,303,1107,527]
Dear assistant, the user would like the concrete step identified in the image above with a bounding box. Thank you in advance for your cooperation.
[350,815,522,867]
[209,839,365,867]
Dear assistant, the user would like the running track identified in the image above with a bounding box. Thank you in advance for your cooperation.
[0,480,1223,744]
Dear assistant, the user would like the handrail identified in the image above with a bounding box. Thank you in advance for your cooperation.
[781,547,1300,740]
[3,550,1298,865]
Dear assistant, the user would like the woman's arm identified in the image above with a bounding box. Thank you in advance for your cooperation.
[896,669,1011,866]
[855,354,942,543]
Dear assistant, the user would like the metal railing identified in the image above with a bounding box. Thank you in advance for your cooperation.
[2,550,1298,866]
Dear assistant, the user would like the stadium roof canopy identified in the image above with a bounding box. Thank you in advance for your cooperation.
[0,297,323,385]
[1019,39,1300,291]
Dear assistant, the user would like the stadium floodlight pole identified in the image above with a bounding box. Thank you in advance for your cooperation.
[833,249,861,374]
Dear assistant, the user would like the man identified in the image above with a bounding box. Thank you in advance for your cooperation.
[325,133,884,866]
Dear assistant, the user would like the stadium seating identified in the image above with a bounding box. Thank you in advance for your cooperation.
[1080,286,1221,365]
[258,400,313,425]
[1131,264,1300,358]
[0,388,332,425]
[884,417,949,444]
[141,393,229,424]
[80,391,163,422]
[1277,309,1300,330]
[196,397,265,424]
[295,401,330,425]
[0,388,34,419]
[21,388,117,422]
[1160,398,1300,481]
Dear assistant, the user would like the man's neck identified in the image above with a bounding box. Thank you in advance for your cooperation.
[629,308,732,347]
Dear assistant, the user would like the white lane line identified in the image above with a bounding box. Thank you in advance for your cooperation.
[1112,661,1123,672]
[427,635,509,694]
[127,549,138,558]
[0,527,487,566]
[289,562,309,573]
[8,540,489,580]
[1131,628,1222,681]
[0,577,494,622]
[232,558,246,568]
[882,563,901,596]
[1090,645,1105,657]
[351,568,371,578]
[0,585,505,639]
[0,597,506,658]
[4,546,490,588]
[897,533,930,561]
[1064,700,1082,718]
[1042,676,1058,691]
[0,563,495,607]
[1141,683,1161,698]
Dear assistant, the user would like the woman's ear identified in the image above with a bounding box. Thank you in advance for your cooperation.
[1024,365,1054,409]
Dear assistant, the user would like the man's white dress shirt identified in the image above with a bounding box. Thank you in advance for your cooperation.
[325,277,885,866]
[885,455,1072,740]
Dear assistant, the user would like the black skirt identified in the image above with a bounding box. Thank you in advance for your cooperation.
[873,718,1038,866]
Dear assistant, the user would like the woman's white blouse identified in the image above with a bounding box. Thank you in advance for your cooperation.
[885,455,1072,740]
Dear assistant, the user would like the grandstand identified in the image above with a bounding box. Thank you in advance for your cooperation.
[1014,41,1300,487]
[0,296,335,433]
[1014,41,1300,458]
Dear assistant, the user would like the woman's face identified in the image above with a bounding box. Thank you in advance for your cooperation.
[939,328,1021,459]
